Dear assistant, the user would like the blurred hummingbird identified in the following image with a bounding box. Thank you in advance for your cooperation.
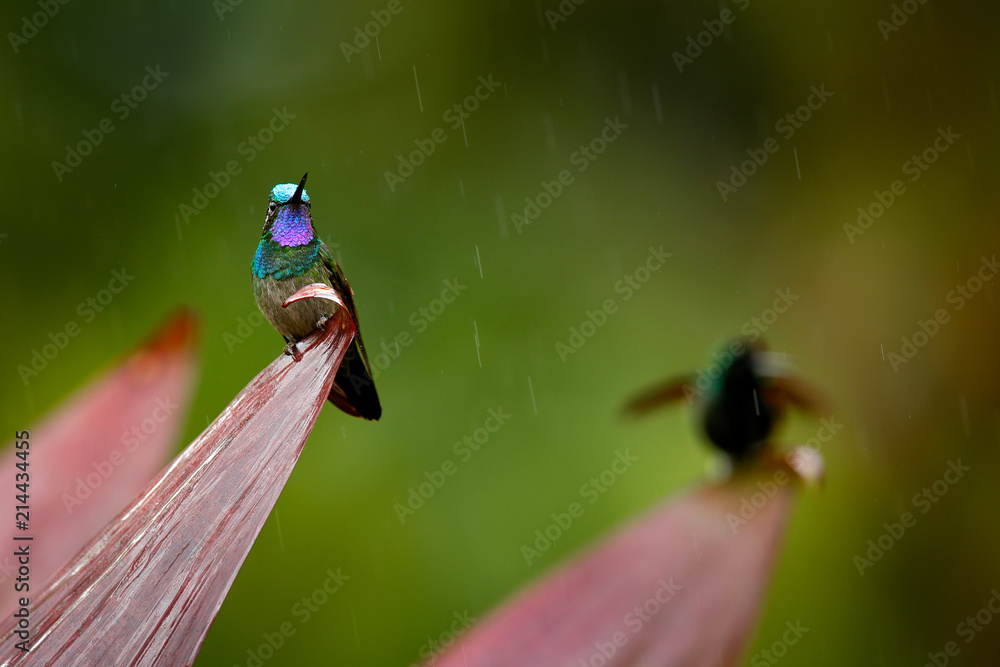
[624,338,826,464]
[252,173,381,420]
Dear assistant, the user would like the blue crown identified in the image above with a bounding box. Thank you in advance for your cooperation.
[270,183,310,204]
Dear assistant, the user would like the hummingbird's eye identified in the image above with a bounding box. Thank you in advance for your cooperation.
[268,201,277,215]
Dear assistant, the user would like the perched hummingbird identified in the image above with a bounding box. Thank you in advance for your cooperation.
[624,338,825,463]
[252,173,381,420]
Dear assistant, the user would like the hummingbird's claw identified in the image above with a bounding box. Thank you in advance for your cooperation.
[283,341,302,362]
[316,316,330,331]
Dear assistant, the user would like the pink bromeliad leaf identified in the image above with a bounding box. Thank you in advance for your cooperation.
[0,310,199,618]
[0,306,356,666]
[426,453,818,667]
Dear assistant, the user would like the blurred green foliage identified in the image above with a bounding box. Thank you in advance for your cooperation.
[1,0,999,664]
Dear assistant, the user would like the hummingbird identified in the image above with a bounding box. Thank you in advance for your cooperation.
[624,338,826,464]
[251,173,382,420]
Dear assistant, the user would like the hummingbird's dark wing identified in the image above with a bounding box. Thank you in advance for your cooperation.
[319,244,381,420]
[319,246,363,345]
[623,375,696,416]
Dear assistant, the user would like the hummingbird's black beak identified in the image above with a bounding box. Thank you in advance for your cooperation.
[289,172,308,205]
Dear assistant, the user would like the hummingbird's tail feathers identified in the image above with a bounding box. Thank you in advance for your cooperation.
[329,340,382,420]
[328,384,362,418]
[622,375,695,417]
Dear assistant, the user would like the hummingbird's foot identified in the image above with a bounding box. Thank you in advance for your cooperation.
[283,341,302,362]
[315,315,330,331]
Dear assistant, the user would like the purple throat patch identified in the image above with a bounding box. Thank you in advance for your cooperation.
[272,207,314,247]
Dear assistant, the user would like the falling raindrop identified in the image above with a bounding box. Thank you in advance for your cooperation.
[618,72,633,116]
[351,607,361,649]
[542,112,557,153]
[959,395,971,436]
[473,320,482,367]
[413,65,424,112]
[652,83,663,123]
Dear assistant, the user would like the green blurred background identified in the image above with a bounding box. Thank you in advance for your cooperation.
[2,0,999,664]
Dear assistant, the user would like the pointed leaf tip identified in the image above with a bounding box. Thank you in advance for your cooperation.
[125,308,198,381]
